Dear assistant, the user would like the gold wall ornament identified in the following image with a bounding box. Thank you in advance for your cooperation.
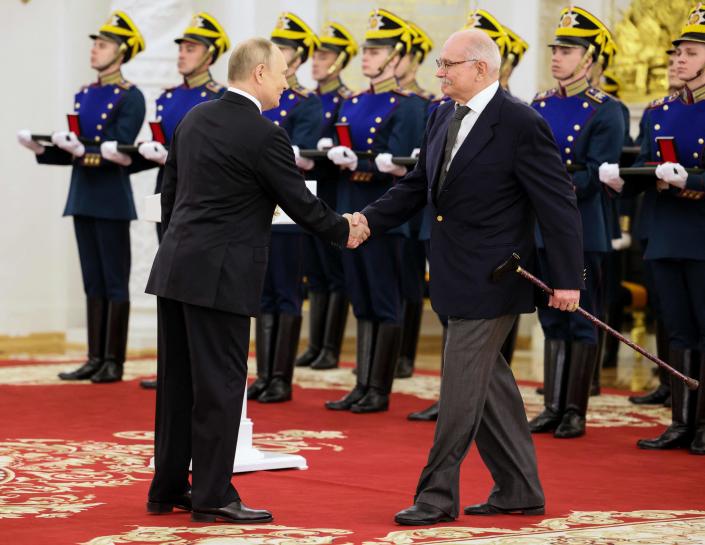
[612,0,693,103]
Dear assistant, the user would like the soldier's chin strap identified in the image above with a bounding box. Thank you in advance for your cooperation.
[327,51,348,76]
[682,64,705,83]
[377,42,404,76]
[96,42,127,73]
[287,46,305,68]
[186,45,216,78]
[568,44,596,81]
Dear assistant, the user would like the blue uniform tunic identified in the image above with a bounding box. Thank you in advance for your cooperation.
[260,76,323,315]
[335,77,425,323]
[36,71,146,301]
[532,79,625,343]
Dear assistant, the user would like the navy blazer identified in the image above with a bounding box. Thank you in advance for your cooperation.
[362,86,584,320]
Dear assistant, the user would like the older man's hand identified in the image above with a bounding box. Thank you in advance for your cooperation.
[548,289,580,312]
[343,212,370,249]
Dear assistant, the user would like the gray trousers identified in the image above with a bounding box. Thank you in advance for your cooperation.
[414,315,545,517]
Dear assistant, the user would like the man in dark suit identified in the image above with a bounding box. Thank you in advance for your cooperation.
[352,29,584,525]
[144,37,368,524]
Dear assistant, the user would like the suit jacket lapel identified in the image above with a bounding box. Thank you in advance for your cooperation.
[428,105,454,203]
[442,87,504,190]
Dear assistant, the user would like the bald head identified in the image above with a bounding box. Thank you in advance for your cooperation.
[436,29,501,103]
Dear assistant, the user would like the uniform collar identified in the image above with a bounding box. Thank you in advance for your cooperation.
[682,83,705,104]
[287,74,299,89]
[318,77,343,95]
[185,70,212,89]
[404,80,424,95]
[370,77,397,94]
[99,70,123,86]
[559,78,589,98]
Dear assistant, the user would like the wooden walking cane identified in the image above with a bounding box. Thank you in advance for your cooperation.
[491,253,700,390]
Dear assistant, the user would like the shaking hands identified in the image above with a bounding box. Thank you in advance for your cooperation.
[343,211,370,249]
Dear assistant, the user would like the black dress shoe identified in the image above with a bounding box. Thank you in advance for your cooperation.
[553,409,585,438]
[325,386,366,411]
[394,502,454,526]
[464,502,545,516]
[350,388,389,413]
[408,401,439,421]
[141,379,157,389]
[191,500,273,523]
[147,490,192,513]
[257,377,292,403]
[91,360,123,383]
[628,384,670,405]
[637,424,691,450]
[246,377,269,400]
[58,359,103,381]
[528,408,562,433]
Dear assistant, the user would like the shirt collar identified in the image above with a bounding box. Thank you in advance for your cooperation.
[462,80,499,114]
[227,87,262,113]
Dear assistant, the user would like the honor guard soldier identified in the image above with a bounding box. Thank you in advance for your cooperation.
[247,13,323,404]
[500,24,530,94]
[603,5,705,454]
[626,48,684,406]
[129,12,228,390]
[18,12,146,383]
[324,8,425,413]
[295,22,357,372]
[392,20,434,380]
[528,6,624,438]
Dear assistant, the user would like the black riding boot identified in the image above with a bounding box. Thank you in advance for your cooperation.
[555,342,599,438]
[59,297,107,380]
[247,313,276,400]
[310,292,349,370]
[295,291,328,367]
[395,300,423,378]
[259,314,302,403]
[529,339,569,433]
[351,323,402,413]
[91,300,130,383]
[638,347,696,450]
[629,320,671,405]
[325,320,375,410]
[500,316,519,367]
[408,326,446,421]
[690,351,705,454]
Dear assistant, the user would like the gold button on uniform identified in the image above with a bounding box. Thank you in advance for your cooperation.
[101,113,107,119]
[694,152,699,158]
[566,159,573,165]
[157,105,164,111]
[94,136,100,142]
[375,116,382,123]
[567,135,574,142]
[333,97,339,103]
[280,110,287,117]
[201,91,207,97]
[565,147,571,154]
[96,124,102,130]
[663,105,669,111]
[436,215,443,222]
[352,97,358,104]
[166,92,172,99]
[390,97,396,103]
[370,127,376,133]
[341,116,347,122]
[288,93,295,100]
[325,112,332,118]
[367,138,373,144]
[75,102,81,109]
[274,121,280,126]
[655,124,661,130]
[107,103,113,109]
[699,138,704,145]
[582,101,589,108]
[540,101,546,108]
[114,88,120,94]
[574,124,581,131]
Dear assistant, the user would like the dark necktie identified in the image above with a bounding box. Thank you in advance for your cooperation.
[436,105,472,198]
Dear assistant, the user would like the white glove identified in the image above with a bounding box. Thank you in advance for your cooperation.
[51,130,85,158]
[17,129,45,155]
[410,147,421,159]
[598,162,624,192]
[317,137,334,151]
[327,145,358,171]
[375,152,407,177]
[100,141,132,167]
[611,232,632,251]
[655,162,688,189]
[138,141,168,165]
[292,145,314,171]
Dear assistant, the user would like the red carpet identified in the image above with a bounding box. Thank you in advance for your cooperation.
[1,357,704,544]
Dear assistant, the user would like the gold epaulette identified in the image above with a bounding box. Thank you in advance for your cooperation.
[532,88,556,103]
[292,85,313,98]
[338,85,354,100]
[586,87,608,104]
[206,80,224,93]
[647,93,679,110]
[117,80,134,90]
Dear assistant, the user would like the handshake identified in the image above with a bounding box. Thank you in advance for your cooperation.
[342,212,370,249]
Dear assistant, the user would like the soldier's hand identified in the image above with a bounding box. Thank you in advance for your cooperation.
[17,129,45,155]
[317,137,334,151]
[655,162,687,189]
[51,130,85,158]
[292,145,314,171]
[548,289,580,312]
[100,141,132,167]
[138,141,168,165]
[598,162,624,192]
[327,146,358,171]
[375,153,407,177]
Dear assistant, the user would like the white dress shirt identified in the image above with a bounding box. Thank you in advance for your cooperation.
[227,86,262,113]
[446,80,500,169]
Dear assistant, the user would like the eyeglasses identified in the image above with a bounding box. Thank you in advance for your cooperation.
[435,58,479,70]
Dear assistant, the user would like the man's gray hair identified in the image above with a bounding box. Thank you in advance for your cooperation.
[228,37,276,82]
[463,30,502,75]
